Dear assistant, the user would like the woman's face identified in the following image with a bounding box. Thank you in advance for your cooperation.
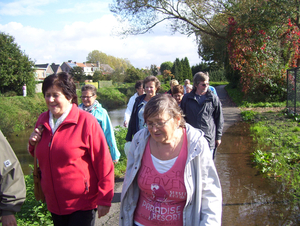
[173,93,183,105]
[136,86,144,96]
[146,112,179,144]
[144,81,157,99]
[45,85,71,119]
[81,90,96,107]
[186,86,192,94]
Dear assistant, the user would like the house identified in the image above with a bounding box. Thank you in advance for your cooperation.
[50,63,62,74]
[61,60,77,74]
[34,64,54,80]
[77,62,100,76]
[100,64,114,75]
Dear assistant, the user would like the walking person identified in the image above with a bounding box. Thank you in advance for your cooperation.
[125,75,160,142]
[79,84,121,163]
[120,94,222,225]
[22,84,26,97]
[123,80,144,128]
[28,72,114,226]
[181,72,224,159]
[0,130,26,226]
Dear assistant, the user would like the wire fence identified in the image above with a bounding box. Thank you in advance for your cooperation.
[287,67,300,114]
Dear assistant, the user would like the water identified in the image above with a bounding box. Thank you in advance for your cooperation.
[5,109,300,224]
[216,121,299,225]
[6,106,127,175]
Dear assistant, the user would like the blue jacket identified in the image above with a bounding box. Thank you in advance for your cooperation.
[79,102,120,162]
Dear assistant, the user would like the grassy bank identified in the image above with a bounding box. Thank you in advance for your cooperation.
[226,85,300,205]
[0,86,129,136]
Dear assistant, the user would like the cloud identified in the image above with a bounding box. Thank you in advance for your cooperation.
[56,1,110,14]
[0,14,200,68]
[0,0,55,16]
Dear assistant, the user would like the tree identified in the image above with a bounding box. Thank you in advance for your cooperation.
[110,0,227,39]
[124,67,145,83]
[0,32,35,96]
[160,61,173,75]
[150,64,158,76]
[86,50,133,72]
[69,66,86,83]
[181,57,193,81]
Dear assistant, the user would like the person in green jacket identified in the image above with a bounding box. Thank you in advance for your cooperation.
[79,84,121,163]
[0,130,26,226]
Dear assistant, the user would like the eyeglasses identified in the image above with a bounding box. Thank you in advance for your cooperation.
[146,117,172,129]
[80,95,95,99]
[201,83,209,87]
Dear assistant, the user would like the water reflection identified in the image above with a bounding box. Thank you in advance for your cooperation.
[216,121,299,225]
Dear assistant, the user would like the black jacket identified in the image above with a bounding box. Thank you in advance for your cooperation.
[180,89,224,149]
[126,94,146,141]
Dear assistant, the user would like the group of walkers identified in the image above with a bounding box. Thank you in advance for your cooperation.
[1,71,223,226]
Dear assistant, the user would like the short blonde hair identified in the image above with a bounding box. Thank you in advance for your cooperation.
[169,79,179,87]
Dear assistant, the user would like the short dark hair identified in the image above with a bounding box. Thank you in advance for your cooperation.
[135,80,143,89]
[42,72,78,105]
[144,94,185,127]
[81,84,97,96]
[172,85,184,95]
[143,76,161,92]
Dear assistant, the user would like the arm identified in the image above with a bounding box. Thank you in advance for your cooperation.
[88,121,114,216]
[214,97,224,143]
[124,93,137,127]
[97,108,121,162]
[199,138,222,225]
[0,130,26,218]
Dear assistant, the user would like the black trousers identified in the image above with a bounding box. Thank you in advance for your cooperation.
[51,209,97,226]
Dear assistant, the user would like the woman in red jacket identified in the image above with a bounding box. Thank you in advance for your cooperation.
[28,72,114,226]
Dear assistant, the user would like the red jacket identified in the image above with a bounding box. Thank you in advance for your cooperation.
[29,104,114,215]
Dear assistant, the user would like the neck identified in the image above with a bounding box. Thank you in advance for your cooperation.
[196,90,206,96]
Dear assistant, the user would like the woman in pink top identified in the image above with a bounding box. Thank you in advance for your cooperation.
[120,94,222,226]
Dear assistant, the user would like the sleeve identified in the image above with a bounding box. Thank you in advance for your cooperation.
[88,121,114,207]
[100,109,121,162]
[124,93,137,123]
[199,137,222,225]
[213,98,224,141]
[0,130,26,216]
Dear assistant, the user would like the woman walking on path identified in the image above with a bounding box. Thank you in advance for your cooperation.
[28,72,114,226]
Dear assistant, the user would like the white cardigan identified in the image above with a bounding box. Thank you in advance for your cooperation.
[119,124,222,226]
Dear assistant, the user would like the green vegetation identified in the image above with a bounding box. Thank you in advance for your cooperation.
[250,111,300,202]
[227,84,300,205]
[0,94,47,135]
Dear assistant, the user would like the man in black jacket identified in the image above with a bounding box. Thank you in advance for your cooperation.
[181,72,224,159]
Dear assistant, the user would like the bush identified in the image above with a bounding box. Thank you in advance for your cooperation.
[97,87,127,110]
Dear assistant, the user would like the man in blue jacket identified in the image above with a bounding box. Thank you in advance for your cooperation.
[181,72,224,159]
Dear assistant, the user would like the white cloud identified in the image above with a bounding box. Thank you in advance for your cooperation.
[0,14,200,68]
[56,1,110,14]
[0,0,55,16]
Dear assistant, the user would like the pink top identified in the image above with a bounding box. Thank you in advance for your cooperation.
[134,129,188,225]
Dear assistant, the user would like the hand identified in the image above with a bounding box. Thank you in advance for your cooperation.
[97,205,110,218]
[123,121,128,128]
[113,159,119,164]
[215,140,221,148]
[29,126,44,146]
[2,214,17,226]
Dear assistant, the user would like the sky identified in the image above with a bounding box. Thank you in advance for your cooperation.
[0,0,201,69]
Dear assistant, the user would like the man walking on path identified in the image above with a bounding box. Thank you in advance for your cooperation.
[181,72,224,159]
